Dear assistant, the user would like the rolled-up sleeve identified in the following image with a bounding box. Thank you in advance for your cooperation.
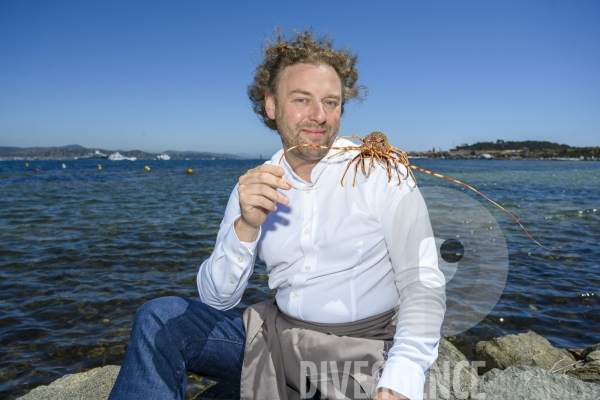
[197,184,260,310]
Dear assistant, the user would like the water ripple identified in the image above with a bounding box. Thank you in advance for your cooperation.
[1,159,599,398]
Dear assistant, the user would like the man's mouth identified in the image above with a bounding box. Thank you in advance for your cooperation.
[301,129,327,139]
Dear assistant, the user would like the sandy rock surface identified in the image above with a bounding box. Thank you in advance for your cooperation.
[425,338,480,400]
[476,365,600,400]
[18,365,120,400]
[475,331,575,374]
[564,343,600,385]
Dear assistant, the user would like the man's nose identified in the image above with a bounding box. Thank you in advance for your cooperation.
[308,102,326,124]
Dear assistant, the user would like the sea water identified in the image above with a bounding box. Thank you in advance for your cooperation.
[1,159,598,398]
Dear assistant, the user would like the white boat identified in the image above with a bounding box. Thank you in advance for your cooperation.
[156,153,171,160]
[77,150,108,159]
[108,152,137,161]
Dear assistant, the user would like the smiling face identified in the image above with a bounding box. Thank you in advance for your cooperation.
[265,63,342,169]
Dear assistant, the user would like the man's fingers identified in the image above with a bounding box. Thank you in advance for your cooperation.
[241,171,290,190]
[236,164,290,230]
[241,185,289,206]
[255,196,278,212]
[259,184,289,205]
[243,163,284,177]
[255,164,285,176]
[240,193,278,213]
[254,172,291,189]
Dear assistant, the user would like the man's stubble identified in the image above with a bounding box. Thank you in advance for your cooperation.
[276,119,340,162]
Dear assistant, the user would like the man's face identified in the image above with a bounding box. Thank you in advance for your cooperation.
[265,63,342,162]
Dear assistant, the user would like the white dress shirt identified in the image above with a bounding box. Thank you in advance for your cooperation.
[197,139,446,400]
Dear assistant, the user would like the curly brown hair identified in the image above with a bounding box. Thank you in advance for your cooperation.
[248,28,367,130]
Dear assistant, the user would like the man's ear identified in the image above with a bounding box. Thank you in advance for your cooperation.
[265,93,276,120]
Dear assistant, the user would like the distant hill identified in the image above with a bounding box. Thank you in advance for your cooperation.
[452,140,570,151]
[0,145,248,160]
[449,140,599,159]
[0,145,100,159]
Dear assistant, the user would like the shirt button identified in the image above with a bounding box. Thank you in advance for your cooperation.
[305,266,311,271]
[304,229,310,235]
[305,190,311,195]
[229,279,236,284]
[292,293,299,299]
[237,256,244,263]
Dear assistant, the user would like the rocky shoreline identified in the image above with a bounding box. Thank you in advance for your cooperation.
[18,330,600,400]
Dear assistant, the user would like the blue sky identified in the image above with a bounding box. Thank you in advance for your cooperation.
[1,0,598,156]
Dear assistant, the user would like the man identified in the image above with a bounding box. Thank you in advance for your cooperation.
[109,30,445,400]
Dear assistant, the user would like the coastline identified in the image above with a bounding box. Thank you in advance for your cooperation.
[2,156,599,162]
[2,150,598,162]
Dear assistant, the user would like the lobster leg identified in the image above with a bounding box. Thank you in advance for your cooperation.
[383,156,393,182]
[328,146,356,159]
[390,157,402,185]
[340,153,362,187]
[337,135,366,142]
[352,154,363,187]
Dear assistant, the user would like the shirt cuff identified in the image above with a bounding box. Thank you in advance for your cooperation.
[206,220,260,303]
[376,356,426,400]
[230,215,261,254]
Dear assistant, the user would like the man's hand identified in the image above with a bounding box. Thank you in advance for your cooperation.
[235,164,291,242]
[374,388,409,400]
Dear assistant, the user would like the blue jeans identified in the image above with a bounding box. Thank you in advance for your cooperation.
[108,296,245,400]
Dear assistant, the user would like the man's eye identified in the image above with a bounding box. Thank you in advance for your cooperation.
[296,98,307,104]
[325,101,338,107]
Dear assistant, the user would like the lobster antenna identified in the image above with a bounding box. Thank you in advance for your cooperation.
[409,164,558,251]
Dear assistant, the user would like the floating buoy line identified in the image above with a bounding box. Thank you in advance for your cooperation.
[22,161,198,174]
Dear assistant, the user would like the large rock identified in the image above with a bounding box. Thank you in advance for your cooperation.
[581,343,600,361]
[586,351,600,362]
[476,365,600,400]
[565,361,600,385]
[18,366,228,400]
[474,331,575,374]
[424,338,480,400]
[18,365,120,400]
[564,343,600,385]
